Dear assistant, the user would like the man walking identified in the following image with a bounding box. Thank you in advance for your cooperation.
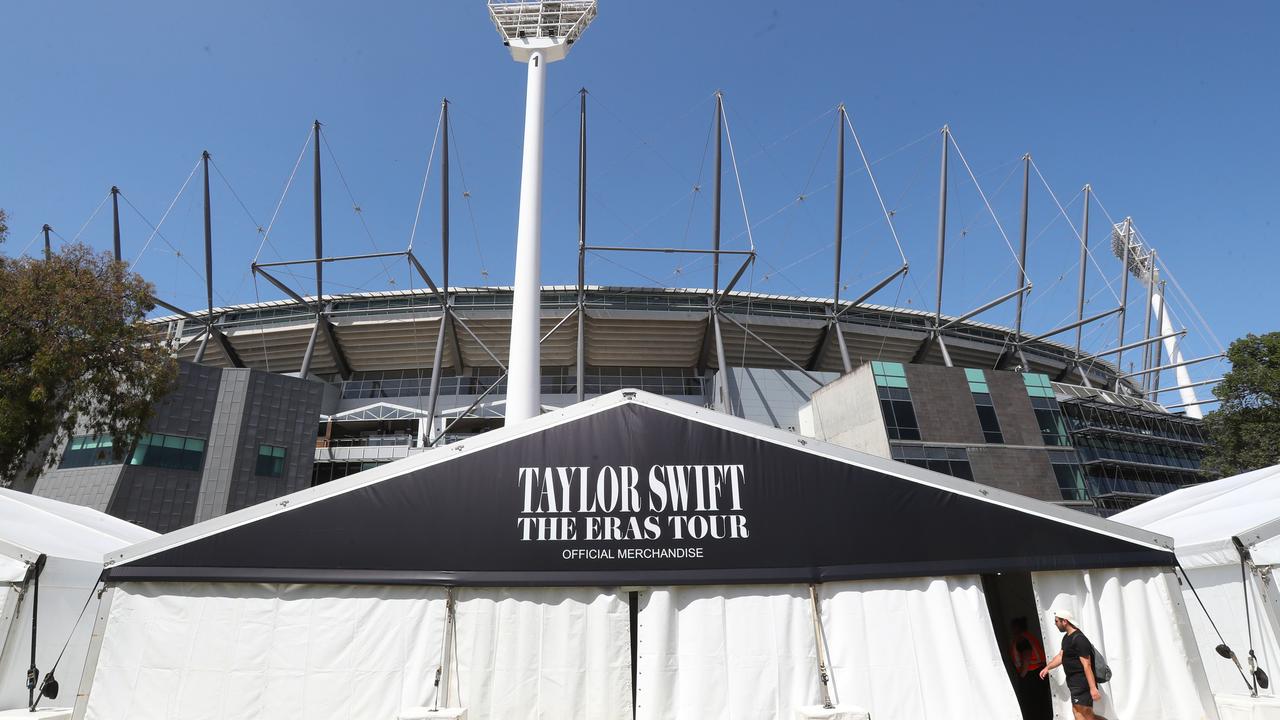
[1039,609,1107,720]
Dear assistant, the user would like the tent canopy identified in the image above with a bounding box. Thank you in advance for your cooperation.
[105,390,1175,587]
[0,488,156,582]
[1113,464,1280,569]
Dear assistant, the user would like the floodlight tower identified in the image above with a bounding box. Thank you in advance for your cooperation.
[1111,222,1202,417]
[488,0,598,425]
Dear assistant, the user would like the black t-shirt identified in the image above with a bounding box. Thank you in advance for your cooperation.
[1062,630,1095,678]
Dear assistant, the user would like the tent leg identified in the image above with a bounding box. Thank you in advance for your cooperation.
[72,585,115,720]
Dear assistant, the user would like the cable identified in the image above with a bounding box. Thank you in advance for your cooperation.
[129,156,202,271]
[254,125,313,264]
[448,118,489,283]
[70,191,112,244]
[946,130,1025,278]
[845,111,907,264]
[718,98,756,252]
[408,105,445,253]
[320,128,397,286]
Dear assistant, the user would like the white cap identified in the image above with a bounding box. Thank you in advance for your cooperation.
[1052,608,1076,624]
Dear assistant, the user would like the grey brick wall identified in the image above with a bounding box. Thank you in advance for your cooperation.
[32,465,123,511]
[904,365,986,445]
[986,371,1045,447]
[968,446,1060,502]
[225,373,324,513]
[107,363,222,532]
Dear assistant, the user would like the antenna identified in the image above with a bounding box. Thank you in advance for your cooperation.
[490,1,598,426]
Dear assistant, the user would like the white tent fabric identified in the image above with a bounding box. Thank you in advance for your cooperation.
[1032,568,1218,720]
[634,585,823,718]
[0,488,156,712]
[634,578,1022,720]
[822,576,1022,719]
[85,584,632,720]
[0,489,155,567]
[1113,465,1280,706]
[1113,465,1280,570]
[453,588,631,720]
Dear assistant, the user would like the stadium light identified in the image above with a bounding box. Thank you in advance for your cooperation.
[488,1,598,425]
[1110,220,1203,417]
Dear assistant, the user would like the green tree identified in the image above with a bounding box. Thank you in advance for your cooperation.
[0,242,177,486]
[1203,332,1280,476]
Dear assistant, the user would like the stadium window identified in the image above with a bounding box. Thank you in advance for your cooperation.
[256,444,287,477]
[1049,450,1089,502]
[59,435,121,469]
[1031,397,1072,447]
[1022,372,1056,398]
[129,433,206,472]
[873,363,920,440]
[965,369,1004,443]
[890,444,973,481]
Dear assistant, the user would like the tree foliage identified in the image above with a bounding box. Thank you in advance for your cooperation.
[0,243,177,485]
[1203,332,1280,476]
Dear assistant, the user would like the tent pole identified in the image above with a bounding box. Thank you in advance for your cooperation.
[808,584,835,709]
[72,585,115,719]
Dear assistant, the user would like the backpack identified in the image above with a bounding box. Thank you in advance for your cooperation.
[1092,647,1113,684]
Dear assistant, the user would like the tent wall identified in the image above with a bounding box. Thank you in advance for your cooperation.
[0,557,104,711]
[634,578,1021,720]
[82,583,632,720]
[1180,564,1280,700]
[634,585,823,718]
[453,588,631,720]
[822,576,1022,719]
[1032,567,1218,720]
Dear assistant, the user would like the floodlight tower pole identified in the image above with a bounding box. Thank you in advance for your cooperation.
[490,0,597,424]
[505,50,549,425]
[1114,217,1132,390]
[111,186,122,263]
[1150,267,1202,417]
[1141,249,1157,393]
[1150,279,1167,399]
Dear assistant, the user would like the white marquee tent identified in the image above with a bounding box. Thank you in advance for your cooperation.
[0,488,157,712]
[75,391,1216,720]
[1115,464,1280,718]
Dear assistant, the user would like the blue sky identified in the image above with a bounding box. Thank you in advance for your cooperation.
[2,1,1276,391]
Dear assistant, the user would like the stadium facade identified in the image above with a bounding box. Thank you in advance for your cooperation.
[27,284,1209,530]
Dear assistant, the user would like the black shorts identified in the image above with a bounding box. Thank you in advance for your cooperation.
[1067,677,1093,708]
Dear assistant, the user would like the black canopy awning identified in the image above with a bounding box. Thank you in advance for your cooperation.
[105,391,1175,586]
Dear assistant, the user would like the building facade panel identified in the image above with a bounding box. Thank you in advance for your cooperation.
[902,365,986,445]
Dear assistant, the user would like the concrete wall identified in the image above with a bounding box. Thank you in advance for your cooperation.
[801,366,891,458]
